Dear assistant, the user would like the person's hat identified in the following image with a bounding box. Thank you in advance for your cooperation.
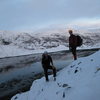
[44,51,48,54]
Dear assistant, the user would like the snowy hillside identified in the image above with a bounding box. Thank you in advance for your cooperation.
[11,50,100,100]
[0,29,100,57]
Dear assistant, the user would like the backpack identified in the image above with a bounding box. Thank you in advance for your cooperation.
[76,35,83,47]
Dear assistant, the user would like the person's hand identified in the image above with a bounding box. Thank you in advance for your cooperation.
[52,65,55,69]
[69,47,72,51]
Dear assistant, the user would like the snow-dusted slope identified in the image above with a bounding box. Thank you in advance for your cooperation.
[0,29,100,49]
[11,50,100,100]
[0,29,100,58]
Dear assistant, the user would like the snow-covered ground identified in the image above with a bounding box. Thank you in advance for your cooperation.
[11,50,100,100]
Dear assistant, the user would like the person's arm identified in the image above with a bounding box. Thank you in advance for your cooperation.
[49,56,53,66]
[69,37,72,51]
[75,36,77,46]
[69,37,71,47]
[41,55,44,66]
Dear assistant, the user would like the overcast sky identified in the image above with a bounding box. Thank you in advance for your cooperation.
[0,0,100,32]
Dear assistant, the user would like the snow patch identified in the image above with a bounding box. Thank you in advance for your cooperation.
[11,50,100,100]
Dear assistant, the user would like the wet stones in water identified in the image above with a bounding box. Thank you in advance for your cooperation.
[0,83,6,89]
[0,65,14,73]
[0,68,3,73]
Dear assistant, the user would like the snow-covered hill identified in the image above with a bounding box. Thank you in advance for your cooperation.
[0,29,100,57]
[11,50,100,100]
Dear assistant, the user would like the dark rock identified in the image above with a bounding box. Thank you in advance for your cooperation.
[62,84,68,88]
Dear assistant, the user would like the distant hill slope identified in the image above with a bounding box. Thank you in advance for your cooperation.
[0,29,100,51]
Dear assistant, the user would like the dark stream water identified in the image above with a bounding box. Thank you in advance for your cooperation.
[0,48,99,100]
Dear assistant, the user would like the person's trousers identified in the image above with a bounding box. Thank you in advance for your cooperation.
[70,46,77,60]
[43,65,56,81]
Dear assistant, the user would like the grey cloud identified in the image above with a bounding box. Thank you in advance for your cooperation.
[0,0,100,31]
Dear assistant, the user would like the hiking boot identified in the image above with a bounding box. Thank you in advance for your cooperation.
[46,79,49,82]
[54,77,56,81]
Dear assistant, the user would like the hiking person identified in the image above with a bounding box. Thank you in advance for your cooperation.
[41,51,56,82]
[68,30,77,60]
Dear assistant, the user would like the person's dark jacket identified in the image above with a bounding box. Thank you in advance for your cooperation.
[42,54,53,68]
[69,34,77,47]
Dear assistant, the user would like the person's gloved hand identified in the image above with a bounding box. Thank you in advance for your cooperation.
[69,47,72,51]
